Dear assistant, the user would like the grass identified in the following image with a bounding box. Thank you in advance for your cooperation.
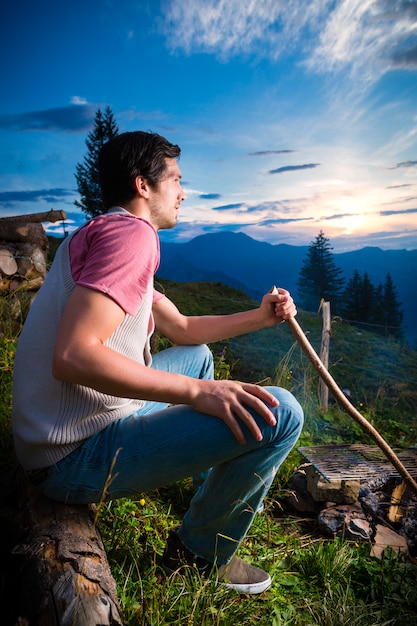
[94,488,417,624]
[1,275,417,624]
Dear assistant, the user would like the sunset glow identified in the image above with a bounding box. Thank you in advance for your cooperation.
[1,1,416,252]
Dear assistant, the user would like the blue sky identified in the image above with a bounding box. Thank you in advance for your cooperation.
[1,0,417,251]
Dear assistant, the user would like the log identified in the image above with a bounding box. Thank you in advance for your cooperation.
[0,217,50,293]
[0,242,48,292]
[14,242,48,279]
[0,209,66,224]
[5,467,123,625]
[10,276,44,292]
[0,221,49,246]
[0,277,10,291]
[0,247,18,275]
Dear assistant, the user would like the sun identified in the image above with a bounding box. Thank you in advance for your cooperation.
[337,211,369,235]
[325,191,378,237]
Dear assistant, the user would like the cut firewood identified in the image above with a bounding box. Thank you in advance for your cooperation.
[0,277,10,291]
[0,247,18,275]
[0,212,52,294]
[0,221,49,246]
[388,480,407,524]
[14,242,48,278]
[10,276,44,292]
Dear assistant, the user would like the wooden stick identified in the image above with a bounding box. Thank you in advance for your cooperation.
[270,287,417,496]
[0,209,66,224]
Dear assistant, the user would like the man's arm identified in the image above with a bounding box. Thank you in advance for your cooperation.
[52,285,280,444]
[52,285,202,403]
[152,287,297,345]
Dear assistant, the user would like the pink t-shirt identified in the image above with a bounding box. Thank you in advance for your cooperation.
[69,212,164,316]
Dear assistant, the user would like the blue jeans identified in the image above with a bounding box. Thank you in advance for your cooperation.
[38,344,304,564]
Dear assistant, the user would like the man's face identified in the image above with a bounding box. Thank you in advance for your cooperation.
[148,158,186,230]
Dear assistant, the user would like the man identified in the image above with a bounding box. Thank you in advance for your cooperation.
[12,131,303,595]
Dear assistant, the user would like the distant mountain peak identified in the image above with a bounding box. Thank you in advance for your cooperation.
[158,232,416,343]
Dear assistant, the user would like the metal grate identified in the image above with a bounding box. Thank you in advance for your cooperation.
[297,444,417,483]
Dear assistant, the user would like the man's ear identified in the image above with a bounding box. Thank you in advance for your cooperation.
[134,176,150,198]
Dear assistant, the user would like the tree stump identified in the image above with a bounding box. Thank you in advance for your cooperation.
[3,466,123,626]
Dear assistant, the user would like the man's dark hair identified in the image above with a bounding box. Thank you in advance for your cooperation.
[98,131,181,209]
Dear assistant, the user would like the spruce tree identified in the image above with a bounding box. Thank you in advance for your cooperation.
[74,106,119,219]
[340,270,375,324]
[378,273,404,339]
[339,270,404,339]
[340,269,363,321]
[360,272,376,323]
[297,231,345,312]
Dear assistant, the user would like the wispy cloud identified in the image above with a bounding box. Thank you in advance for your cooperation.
[307,0,417,82]
[212,202,245,211]
[391,44,417,69]
[268,163,320,175]
[208,199,299,215]
[380,207,417,217]
[248,150,297,156]
[322,211,363,221]
[0,188,75,208]
[71,96,89,105]
[200,193,221,200]
[389,160,417,170]
[382,195,417,205]
[0,104,96,132]
[161,0,332,60]
[161,0,417,87]
[257,216,313,225]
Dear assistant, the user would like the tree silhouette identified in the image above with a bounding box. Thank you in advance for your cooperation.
[297,231,345,312]
[361,272,376,323]
[340,270,404,339]
[74,106,119,219]
[340,269,363,321]
[375,273,404,339]
[340,270,377,325]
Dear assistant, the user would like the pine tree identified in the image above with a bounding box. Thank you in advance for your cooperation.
[297,231,345,312]
[340,270,376,326]
[74,106,119,219]
[378,273,404,339]
[360,272,376,323]
[339,269,404,339]
[340,269,363,321]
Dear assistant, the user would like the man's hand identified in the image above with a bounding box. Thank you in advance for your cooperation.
[259,287,297,327]
[191,379,279,445]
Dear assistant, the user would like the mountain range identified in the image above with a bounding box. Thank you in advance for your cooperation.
[157,231,417,345]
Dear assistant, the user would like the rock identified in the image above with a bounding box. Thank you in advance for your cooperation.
[305,464,360,504]
[285,469,323,515]
[359,486,388,522]
[399,502,417,556]
[371,524,409,559]
[349,517,372,540]
[318,502,372,541]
